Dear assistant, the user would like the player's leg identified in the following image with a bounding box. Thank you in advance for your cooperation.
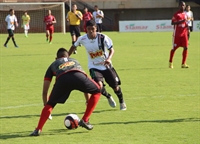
[181,35,189,68]
[49,27,54,44]
[4,29,11,47]
[99,23,102,32]
[46,29,50,42]
[103,68,126,110]
[10,30,18,48]
[89,68,116,108]
[24,24,29,37]
[70,72,101,130]
[169,36,179,68]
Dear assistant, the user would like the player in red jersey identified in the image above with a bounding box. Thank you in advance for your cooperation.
[83,7,93,33]
[169,1,189,68]
[43,10,56,44]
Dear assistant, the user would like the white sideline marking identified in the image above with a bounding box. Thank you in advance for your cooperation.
[0,94,197,111]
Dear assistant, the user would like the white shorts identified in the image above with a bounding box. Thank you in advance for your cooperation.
[23,24,30,30]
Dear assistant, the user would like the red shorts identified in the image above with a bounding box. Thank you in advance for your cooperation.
[46,26,54,34]
[172,34,188,50]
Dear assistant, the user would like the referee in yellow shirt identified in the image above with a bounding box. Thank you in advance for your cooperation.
[66,4,83,54]
[21,11,30,37]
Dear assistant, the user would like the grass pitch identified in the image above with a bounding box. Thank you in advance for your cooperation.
[0,31,199,144]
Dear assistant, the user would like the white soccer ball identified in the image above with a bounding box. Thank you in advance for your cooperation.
[64,114,80,129]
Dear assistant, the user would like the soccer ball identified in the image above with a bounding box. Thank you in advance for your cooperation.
[64,114,80,130]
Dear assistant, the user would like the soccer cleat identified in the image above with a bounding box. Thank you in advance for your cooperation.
[25,35,28,38]
[120,102,127,111]
[169,62,173,69]
[49,42,52,44]
[181,64,189,68]
[46,39,48,42]
[15,45,19,48]
[29,129,41,136]
[79,119,93,130]
[48,114,52,120]
[73,50,77,54]
[107,96,116,108]
[4,44,7,48]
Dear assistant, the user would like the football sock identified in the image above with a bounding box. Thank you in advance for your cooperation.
[182,50,188,64]
[114,87,124,103]
[50,35,52,42]
[72,41,75,45]
[101,87,111,98]
[169,49,175,63]
[4,37,10,45]
[82,93,100,122]
[25,30,28,36]
[36,104,53,131]
[11,37,17,46]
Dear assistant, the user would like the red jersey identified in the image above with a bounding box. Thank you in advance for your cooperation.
[83,12,92,24]
[44,15,56,28]
[172,10,188,37]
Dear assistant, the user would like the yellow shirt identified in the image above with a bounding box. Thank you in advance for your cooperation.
[22,15,30,25]
[67,11,82,25]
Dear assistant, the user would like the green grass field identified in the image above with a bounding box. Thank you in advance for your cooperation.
[0,32,199,144]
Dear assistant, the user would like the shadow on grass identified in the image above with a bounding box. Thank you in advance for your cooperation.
[0,109,117,119]
[95,117,200,125]
[0,129,87,140]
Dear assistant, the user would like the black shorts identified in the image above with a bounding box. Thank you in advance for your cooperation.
[47,71,100,104]
[188,26,193,32]
[7,29,14,36]
[96,23,102,32]
[89,67,121,89]
[69,25,81,37]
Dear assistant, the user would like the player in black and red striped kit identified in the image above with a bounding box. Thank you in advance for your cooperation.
[30,48,101,136]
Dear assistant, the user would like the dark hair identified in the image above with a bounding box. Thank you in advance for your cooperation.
[186,5,190,7]
[86,20,96,27]
[56,48,69,58]
[9,9,13,12]
[94,5,98,8]
[179,1,185,6]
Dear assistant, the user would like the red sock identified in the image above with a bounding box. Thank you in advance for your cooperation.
[36,104,53,131]
[182,50,188,64]
[82,93,101,122]
[50,35,52,42]
[169,49,175,63]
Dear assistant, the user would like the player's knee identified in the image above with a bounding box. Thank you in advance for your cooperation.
[46,101,56,108]
[114,86,122,95]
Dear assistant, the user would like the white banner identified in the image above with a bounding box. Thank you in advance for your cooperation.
[119,20,200,32]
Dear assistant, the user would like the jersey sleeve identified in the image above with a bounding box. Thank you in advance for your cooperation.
[53,16,56,21]
[100,10,104,17]
[104,35,113,50]
[171,13,177,24]
[44,65,54,81]
[5,16,8,22]
[14,15,17,22]
[74,36,82,47]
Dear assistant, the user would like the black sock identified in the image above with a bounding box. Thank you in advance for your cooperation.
[101,87,111,98]
[4,37,10,45]
[12,37,17,46]
[114,87,124,103]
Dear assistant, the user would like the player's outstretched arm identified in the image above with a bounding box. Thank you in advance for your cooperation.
[42,80,51,106]
[68,45,77,56]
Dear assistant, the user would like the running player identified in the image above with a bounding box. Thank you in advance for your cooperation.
[68,20,127,110]
[4,9,19,48]
[83,7,93,33]
[21,11,30,37]
[43,10,56,44]
[169,1,189,68]
[30,48,101,136]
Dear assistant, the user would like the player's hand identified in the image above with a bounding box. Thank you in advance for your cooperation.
[104,59,111,67]
[16,23,18,27]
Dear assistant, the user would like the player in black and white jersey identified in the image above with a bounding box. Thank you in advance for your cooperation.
[68,20,127,110]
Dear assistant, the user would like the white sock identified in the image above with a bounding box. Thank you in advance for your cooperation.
[25,30,28,36]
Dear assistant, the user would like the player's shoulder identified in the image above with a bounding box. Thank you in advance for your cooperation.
[79,34,88,40]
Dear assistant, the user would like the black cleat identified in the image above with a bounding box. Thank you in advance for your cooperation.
[29,129,41,136]
[79,119,93,130]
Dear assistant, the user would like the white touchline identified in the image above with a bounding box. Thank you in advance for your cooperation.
[0,94,197,111]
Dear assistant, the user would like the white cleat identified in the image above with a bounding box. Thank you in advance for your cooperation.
[120,102,127,110]
[107,96,116,108]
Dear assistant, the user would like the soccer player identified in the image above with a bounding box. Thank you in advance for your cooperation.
[43,10,56,44]
[30,48,101,136]
[83,7,93,33]
[92,5,104,32]
[4,9,19,48]
[185,5,194,40]
[68,20,127,110]
[21,11,30,37]
[169,1,189,69]
[66,4,83,54]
